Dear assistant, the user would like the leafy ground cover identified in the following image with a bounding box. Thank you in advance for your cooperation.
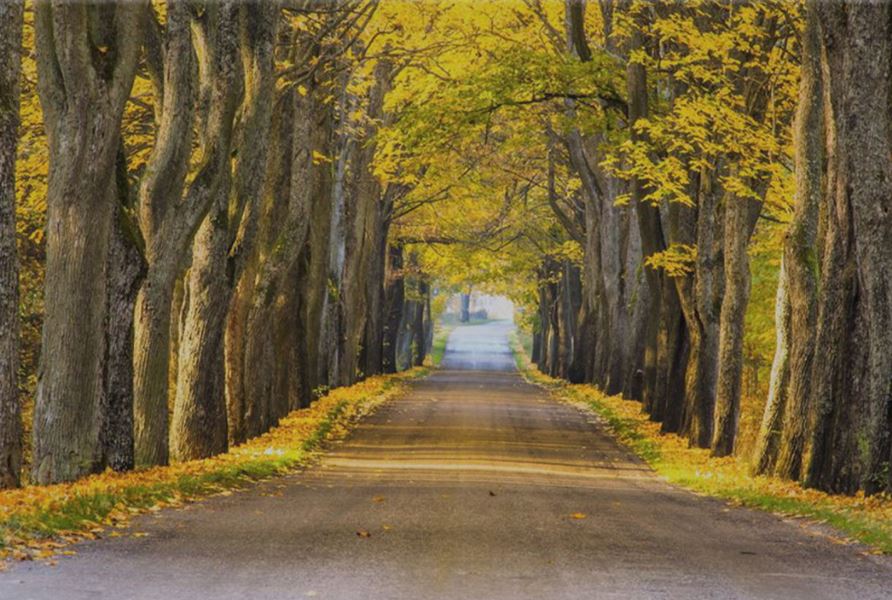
[0,367,427,566]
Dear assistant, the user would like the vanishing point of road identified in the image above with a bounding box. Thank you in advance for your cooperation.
[3,321,891,599]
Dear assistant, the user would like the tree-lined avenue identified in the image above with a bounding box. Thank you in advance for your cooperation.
[3,322,889,599]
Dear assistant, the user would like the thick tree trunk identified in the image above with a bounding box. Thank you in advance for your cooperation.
[133,3,202,467]
[802,3,892,494]
[222,4,281,444]
[382,245,405,374]
[364,185,401,376]
[172,200,231,461]
[0,0,23,488]
[626,20,679,415]
[655,278,688,434]
[678,172,724,448]
[335,59,391,384]
[755,4,823,477]
[100,154,146,471]
[243,83,320,434]
[174,5,276,460]
[303,106,336,390]
[324,74,355,386]
[711,192,760,456]
[32,2,140,483]
[363,225,388,375]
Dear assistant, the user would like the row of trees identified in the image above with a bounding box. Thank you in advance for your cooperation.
[0,0,434,488]
[369,0,890,496]
[527,0,891,495]
[1,0,889,498]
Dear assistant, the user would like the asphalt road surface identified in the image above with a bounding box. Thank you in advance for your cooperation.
[3,320,891,599]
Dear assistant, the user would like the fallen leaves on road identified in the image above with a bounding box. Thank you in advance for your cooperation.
[356,529,372,538]
[569,512,587,520]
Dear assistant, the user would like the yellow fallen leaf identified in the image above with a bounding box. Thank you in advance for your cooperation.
[372,496,385,503]
[569,512,587,520]
[356,529,371,538]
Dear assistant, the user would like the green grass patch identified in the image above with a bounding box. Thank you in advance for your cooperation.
[508,333,892,555]
[430,323,455,367]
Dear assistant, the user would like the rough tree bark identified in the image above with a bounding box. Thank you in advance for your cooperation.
[563,0,647,397]
[677,171,724,448]
[801,3,892,494]
[100,151,146,471]
[134,2,243,466]
[755,2,822,477]
[334,58,391,385]
[625,14,685,421]
[133,3,200,467]
[303,99,336,394]
[0,0,23,488]
[243,80,321,436]
[364,180,404,376]
[413,280,429,367]
[173,4,276,461]
[32,1,141,484]
[382,244,405,374]
[711,186,760,456]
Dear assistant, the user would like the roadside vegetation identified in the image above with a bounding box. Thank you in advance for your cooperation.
[511,335,892,555]
[0,368,425,564]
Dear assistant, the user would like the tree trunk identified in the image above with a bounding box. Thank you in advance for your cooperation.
[243,82,321,434]
[363,224,389,375]
[413,280,429,366]
[460,293,470,322]
[802,3,892,494]
[711,191,760,456]
[0,0,23,488]
[222,4,281,443]
[324,72,356,386]
[336,60,390,385]
[172,201,232,461]
[32,2,141,483]
[134,2,202,468]
[100,152,146,471]
[382,245,405,374]
[755,3,823,477]
[174,5,276,460]
[678,171,724,448]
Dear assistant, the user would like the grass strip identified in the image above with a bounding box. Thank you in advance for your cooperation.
[430,323,455,367]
